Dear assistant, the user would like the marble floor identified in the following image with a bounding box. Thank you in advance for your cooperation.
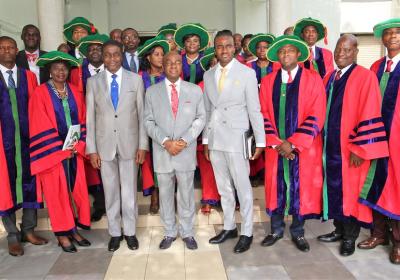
[0,219,399,280]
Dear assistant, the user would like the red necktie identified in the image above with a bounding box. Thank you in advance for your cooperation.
[335,70,342,81]
[287,70,293,83]
[386,60,393,72]
[170,83,179,118]
[26,53,38,62]
[309,47,314,61]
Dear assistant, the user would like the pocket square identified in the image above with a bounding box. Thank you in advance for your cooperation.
[184,101,191,104]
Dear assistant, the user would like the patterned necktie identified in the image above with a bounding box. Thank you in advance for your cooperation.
[170,83,179,118]
[26,53,38,62]
[94,68,100,74]
[6,70,16,89]
[335,70,342,81]
[110,74,119,110]
[218,67,227,93]
[130,54,137,73]
[385,60,393,73]
[287,70,293,83]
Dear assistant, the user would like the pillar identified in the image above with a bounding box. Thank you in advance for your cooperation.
[37,0,65,51]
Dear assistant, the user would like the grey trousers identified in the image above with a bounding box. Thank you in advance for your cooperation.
[157,171,195,238]
[2,208,37,243]
[101,156,138,237]
[210,150,253,237]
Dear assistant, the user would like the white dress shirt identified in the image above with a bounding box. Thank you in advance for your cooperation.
[386,52,400,72]
[0,64,18,87]
[281,65,299,83]
[336,63,354,77]
[309,45,316,58]
[125,51,139,71]
[25,49,40,84]
[105,67,123,96]
[214,59,235,85]
[164,77,181,105]
[88,63,105,76]
[75,48,82,59]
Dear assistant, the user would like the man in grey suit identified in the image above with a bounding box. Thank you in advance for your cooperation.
[86,40,148,252]
[144,51,206,250]
[203,30,265,253]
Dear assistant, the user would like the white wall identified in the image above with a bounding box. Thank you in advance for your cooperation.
[234,0,267,35]
[341,1,393,34]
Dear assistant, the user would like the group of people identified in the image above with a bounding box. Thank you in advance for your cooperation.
[0,15,399,266]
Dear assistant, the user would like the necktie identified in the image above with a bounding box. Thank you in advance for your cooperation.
[6,70,16,89]
[26,53,38,62]
[309,47,314,61]
[129,54,137,73]
[335,70,342,81]
[287,70,293,83]
[110,74,119,110]
[218,68,227,92]
[385,60,393,73]
[94,68,100,74]
[170,83,179,118]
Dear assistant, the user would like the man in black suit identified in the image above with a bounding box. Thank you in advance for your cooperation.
[16,24,49,84]
[121,28,141,73]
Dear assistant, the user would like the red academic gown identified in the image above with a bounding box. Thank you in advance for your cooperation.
[29,82,90,235]
[260,67,325,217]
[300,47,334,79]
[197,81,219,205]
[0,69,40,215]
[357,58,400,219]
[322,64,389,226]
[70,63,102,188]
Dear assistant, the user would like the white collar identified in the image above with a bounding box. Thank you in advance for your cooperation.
[165,77,181,87]
[216,58,235,72]
[281,65,299,75]
[0,63,17,74]
[336,63,353,76]
[386,52,400,65]
[88,63,104,72]
[106,66,123,77]
[25,49,39,55]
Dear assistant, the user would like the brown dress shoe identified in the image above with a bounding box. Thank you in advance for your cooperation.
[22,232,49,245]
[8,242,24,257]
[390,247,400,264]
[357,236,388,249]
[149,188,159,215]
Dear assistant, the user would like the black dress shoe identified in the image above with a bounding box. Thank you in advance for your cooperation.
[261,233,283,247]
[234,235,253,253]
[69,236,91,247]
[125,235,139,250]
[91,209,105,222]
[340,239,355,256]
[292,236,310,252]
[317,231,343,242]
[159,236,176,249]
[209,229,238,244]
[183,237,198,250]
[58,242,77,253]
[108,236,123,252]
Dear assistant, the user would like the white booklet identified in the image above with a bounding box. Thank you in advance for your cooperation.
[62,124,81,151]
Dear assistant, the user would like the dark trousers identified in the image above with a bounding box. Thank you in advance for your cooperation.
[371,210,400,247]
[271,214,305,238]
[88,185,106,212]
[333,219,360,241]
[1,208,37,243]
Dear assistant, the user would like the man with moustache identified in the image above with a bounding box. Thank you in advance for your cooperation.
[86,40,148,252]
[203,30,265,253]
[144,51,205,250]
[16,24,49,84]
[317,34,389,256]
[121,28,141,73]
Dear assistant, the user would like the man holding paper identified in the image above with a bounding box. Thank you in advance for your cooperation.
[202,30,265,254]
[86,40,148,252]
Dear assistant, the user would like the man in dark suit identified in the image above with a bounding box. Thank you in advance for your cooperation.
[121,28,141,73]
[16,24,49,84]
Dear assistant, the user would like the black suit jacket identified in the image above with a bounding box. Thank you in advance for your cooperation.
[16,50,50,84]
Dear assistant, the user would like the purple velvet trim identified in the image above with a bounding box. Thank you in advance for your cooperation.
[351,136,387,146]
[182,53,204,84]
[349,126,386,139]
[54,227,78,236]
[141,71,166,90]
[81,61,91,94]
[142,186,155,196]
[200,199,220,206]
[359,198,400,221]
[30,128,57,142]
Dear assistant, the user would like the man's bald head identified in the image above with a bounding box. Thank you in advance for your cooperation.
[163,50,180,64]
[334,34,359,69]
[163,51,182,82]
